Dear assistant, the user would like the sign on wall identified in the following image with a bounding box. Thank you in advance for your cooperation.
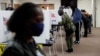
[50,10,61,25]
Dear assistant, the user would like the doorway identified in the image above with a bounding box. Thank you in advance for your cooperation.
[0,3,7,10]
[14,4,20,9]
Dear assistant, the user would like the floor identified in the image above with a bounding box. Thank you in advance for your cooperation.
[43,28,100,56]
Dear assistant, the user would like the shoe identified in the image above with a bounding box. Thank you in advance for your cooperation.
[66,48,73,53]
[74,41,80,44]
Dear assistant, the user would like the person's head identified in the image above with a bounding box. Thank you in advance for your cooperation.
[7,2,44,38]
[69,0,76,9]
[81,9,89,16]
[81,9,86,12]
[81,9,86,14]
[58,6,64,16]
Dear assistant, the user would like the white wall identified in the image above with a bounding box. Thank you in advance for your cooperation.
[0,0,10,3]
[18,0,61,10]
[0,0,19,4]
[0,0,61,9]
[96,0,100,27]
[78,0,92,14]
[14,0,19,4]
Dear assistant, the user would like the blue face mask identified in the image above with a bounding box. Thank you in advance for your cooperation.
[30,23,44,36]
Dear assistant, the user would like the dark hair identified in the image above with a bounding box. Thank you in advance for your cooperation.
[58,6,64,16]
[7,2,40,33]
[81,9,86,12]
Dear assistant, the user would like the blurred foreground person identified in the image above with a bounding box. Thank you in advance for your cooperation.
[2,3,46,56]
[58,7,75,53]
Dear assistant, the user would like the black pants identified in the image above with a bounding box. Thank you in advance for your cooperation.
[83,22,89,36]
[74,22,82,41]
[88,26,91,33]
[65,32,73,49]
[88,21,92,33]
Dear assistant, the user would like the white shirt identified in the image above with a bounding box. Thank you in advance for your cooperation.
[63,7,73,19]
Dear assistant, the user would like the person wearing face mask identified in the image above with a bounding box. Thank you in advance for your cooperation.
[2,3,46,56]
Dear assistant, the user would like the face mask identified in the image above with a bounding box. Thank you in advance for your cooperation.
[30,23,44,36]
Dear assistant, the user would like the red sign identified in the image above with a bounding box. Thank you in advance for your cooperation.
[51,13,56,18]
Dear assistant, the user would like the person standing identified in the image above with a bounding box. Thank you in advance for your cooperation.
[81,10,92,37]
[58,7,75,53]
[69,1,82,44]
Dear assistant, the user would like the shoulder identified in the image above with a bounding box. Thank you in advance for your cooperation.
[62,13,68,18]
[2,41,24,56]
[75,8,80,11]
[75,8,81,13]
[75,8,82,16]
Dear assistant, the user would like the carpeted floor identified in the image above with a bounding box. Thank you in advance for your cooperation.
[43,28,100,56]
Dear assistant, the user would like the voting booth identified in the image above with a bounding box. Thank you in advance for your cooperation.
[50,10,61,25]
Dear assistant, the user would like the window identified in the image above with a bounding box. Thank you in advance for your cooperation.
[0,3,7,10]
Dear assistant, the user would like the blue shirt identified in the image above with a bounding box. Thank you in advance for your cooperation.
[73,8,82,23]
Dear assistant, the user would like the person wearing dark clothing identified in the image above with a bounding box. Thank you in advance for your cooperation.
[81,10,90,37]
[88,15,92,34]
[2,3,46,56]
[69,1,82,44]
[72,8,82,44]
[82,15,89,37]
